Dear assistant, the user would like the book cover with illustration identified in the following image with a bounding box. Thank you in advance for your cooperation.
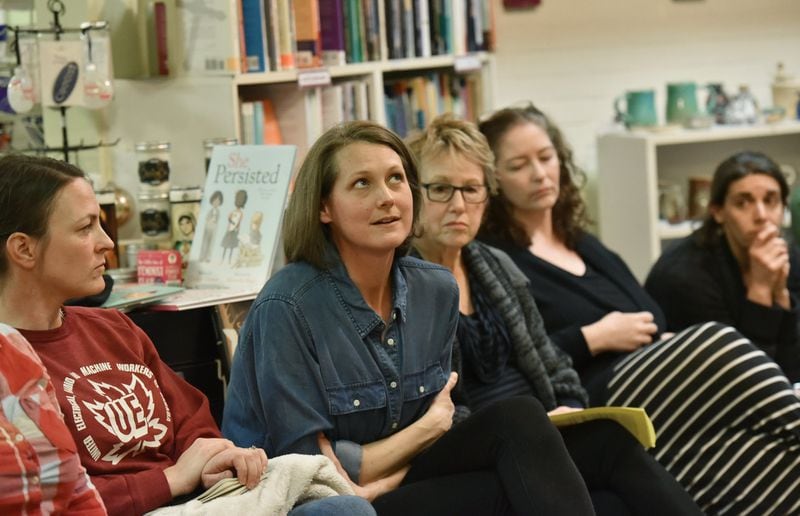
[185,144,296,292]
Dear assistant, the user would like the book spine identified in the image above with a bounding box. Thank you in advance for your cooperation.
[385,0,403,59]
[253,100,265,143]
[293,0,322,68]
[441,0,451,54]
[241,0,267,71]
[319,0,346,65]
[265,0,281,70]
[401,0,414,58]
[353,80,369,119]
[361,0,380,62]
[154,1,170,75]
[414,0,431,57]
[450,0,465,55]
[277,0,297,69]
[240,102,256,144]
[261,99,284,144]
[344,0,363,63]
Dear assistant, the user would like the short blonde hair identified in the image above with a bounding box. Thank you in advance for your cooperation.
[406,114,497,195]
[283,121,422,269]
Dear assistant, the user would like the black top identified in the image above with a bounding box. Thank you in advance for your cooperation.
[457,271,536,411]
[482,233,666,395]
[644,231,800,382]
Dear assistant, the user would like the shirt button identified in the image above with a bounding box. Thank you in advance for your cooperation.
[389,381,397,389]
[391,422,398,429]
[392,312,397,320]
[353,399,360,407]
[419,386,425,393]
[386,338,395,346]
[31,476,39,485]
[15,434,23,443]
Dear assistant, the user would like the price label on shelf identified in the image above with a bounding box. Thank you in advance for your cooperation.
[454,54,482,73]
[297,69,332,89]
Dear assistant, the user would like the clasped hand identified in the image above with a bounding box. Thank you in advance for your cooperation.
[747,224,790,308]
[164,437,268,497]
[584,311,658,354]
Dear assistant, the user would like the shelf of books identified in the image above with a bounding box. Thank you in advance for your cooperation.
[233,0,496,153]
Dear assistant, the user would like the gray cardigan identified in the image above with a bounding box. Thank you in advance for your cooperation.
[454,241,588,411]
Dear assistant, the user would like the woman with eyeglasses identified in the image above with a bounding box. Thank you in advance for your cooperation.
[476,103,800,514]
[223,121,598,515]
[408,114,701,516]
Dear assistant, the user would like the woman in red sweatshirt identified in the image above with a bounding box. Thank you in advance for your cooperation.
[0,155,372,516]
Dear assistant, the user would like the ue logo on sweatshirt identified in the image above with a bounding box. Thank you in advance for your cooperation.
[63,366,169,465]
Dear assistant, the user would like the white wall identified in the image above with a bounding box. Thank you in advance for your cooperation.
[491,0,800,213]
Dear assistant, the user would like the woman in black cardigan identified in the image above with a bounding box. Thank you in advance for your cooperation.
[645,151,800,382]
[408,114,700,516]
[477,103,800,515]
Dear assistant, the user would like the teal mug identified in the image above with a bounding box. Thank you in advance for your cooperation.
[614,90,657,128]
[666,82,699,125]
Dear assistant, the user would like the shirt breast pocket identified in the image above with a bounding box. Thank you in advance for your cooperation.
[403,363,447,401]
[327,379,387,416]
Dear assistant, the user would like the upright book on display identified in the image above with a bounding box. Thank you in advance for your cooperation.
[185,145,296,293]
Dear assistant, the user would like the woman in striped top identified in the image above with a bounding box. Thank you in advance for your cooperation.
[477,103,800,514]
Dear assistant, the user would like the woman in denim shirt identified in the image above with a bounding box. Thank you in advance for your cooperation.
[223,121,596,515]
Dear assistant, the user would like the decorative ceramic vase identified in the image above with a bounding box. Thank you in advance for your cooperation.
[666,82,699,125]
[614,90,658,128]
[706,83,729,124]
[725,85,759,124]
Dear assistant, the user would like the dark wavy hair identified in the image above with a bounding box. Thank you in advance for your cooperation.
[695,150,788,247]
[477,102,589,249]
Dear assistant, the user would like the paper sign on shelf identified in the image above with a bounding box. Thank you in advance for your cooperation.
[297,68,332,89]
[454,54,482,73]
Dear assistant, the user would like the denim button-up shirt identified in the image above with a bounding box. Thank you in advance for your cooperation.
[222,252,458,478]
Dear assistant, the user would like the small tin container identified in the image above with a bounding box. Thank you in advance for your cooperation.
[138,192,171,244]
[136,141,171,193]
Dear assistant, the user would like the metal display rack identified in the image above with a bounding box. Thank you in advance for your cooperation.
[8,0,118,162]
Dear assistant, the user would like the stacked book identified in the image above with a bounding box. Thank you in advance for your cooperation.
[384,72,482,137]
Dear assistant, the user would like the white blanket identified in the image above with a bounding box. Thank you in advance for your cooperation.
[148,454,355,516]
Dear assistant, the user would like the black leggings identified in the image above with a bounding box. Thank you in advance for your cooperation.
[372,396,595,516]
[561,420,701,516]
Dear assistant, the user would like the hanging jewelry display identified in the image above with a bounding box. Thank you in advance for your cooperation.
[7,0,119,162]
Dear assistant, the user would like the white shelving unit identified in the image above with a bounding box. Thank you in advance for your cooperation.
[597,121,800,281]
[232,52,495,166]
[101,3,496,240]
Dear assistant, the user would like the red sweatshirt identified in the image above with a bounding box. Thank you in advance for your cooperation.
[20,307,220,516]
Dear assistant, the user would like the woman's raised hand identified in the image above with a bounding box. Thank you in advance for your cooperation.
[418,372,459,436]
[582,311,658,355]
[747,224,791,309]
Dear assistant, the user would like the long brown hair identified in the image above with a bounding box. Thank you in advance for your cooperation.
[478,103,589,249]
[283,121,422,270]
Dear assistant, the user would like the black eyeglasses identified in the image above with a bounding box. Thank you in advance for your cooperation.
[422,183,489,204]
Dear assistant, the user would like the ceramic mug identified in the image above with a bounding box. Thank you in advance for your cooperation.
[614,90,658,128]
[666,82,700,125]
